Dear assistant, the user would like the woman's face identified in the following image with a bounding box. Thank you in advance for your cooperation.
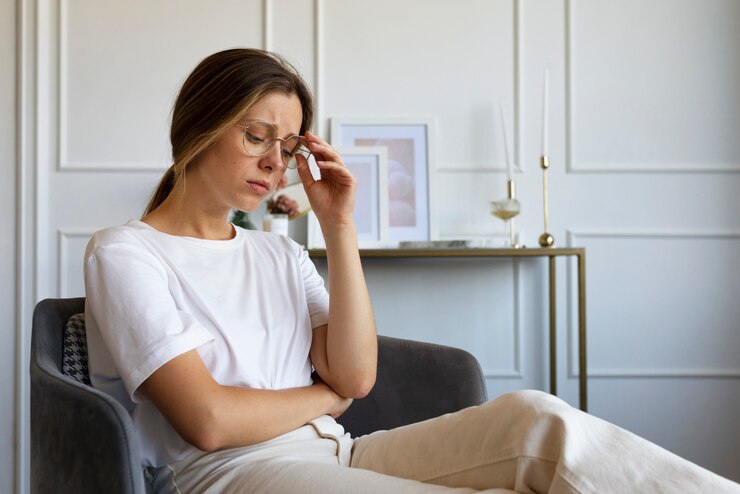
[188,91,303,214]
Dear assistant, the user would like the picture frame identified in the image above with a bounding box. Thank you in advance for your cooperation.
[330,117,437,245]
[307,147,390,249]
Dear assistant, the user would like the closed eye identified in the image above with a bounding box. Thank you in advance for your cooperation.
[246,132,266,144]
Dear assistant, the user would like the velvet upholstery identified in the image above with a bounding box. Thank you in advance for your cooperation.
[31,297,488,493]
[336,336,488,437]
[31,297,146,494]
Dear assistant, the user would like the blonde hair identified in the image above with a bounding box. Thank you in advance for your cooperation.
[144,49,314,215]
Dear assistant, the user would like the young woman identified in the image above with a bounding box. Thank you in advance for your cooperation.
[84,49,738,493]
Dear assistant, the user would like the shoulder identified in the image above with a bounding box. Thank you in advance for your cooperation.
[88,220,148,247]
[85,220,163,267]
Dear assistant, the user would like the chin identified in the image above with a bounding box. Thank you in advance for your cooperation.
[232,197,261,213]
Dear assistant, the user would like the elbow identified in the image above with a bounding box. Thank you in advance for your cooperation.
[339,373,376,399]
[188,432,222,453]
[183,424,223,453]
[178,407,227,453]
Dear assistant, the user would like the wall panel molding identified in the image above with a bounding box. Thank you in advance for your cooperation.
[317,0,522,174]
[56,0,270,171]
[57,228,95,298]
[313,0,324,135]
[486,256,523,379]
[436,0,522,174]
[567,229,740,378]
[16,1,37,491]
[262,0,273,51]
[565,0,740,174]
[411,246,524,379]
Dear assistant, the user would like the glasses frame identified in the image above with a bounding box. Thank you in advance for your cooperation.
[235,120,310,169]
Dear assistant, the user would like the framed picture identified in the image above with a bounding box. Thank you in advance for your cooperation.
[330,117,437,244]
[308,147,389,249]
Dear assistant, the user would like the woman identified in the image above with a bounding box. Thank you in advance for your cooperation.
[84,49,738,493]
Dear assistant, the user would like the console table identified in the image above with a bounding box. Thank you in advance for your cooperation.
[309,247,588,412]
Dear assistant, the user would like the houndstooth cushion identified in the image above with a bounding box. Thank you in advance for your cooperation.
[62,313,91,385]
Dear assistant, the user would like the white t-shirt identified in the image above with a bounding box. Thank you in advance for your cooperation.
[84,220,336,466]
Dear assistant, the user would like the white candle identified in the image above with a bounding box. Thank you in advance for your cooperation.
[499,101,513,180]
[542,68,549,157]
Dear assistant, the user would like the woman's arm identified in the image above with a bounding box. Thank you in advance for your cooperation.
[299,131,378,399]
[139,349,352,452]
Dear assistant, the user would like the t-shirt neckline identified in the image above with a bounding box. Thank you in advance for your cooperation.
[127,219,244,250]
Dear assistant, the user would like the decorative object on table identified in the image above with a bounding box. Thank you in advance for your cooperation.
[231,210,257,230]
[308,147,390,249]
[269,181,312,219]
[263,179,305,236]
[398,239,497,249]
[491,180,522,248]
[491,101,523,248]
[263,213,289,236]
[538,68,555,248]
[330,116,437,244]
[538,156,554,247]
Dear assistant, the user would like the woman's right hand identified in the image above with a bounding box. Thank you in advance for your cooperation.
[295,131,357,232]
[313,375,353,419]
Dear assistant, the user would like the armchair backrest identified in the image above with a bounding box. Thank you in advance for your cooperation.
[30,298,146,494]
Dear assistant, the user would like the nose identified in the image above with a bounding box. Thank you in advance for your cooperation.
[258,141,286,172]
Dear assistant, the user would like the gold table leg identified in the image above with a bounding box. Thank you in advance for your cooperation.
[549,256,557,397]
[578,252,588,412]
[548,253,588,412]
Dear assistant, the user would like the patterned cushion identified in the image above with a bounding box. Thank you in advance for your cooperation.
[62,313,91,385]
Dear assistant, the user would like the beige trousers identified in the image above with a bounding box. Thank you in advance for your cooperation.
[150,390,739,493]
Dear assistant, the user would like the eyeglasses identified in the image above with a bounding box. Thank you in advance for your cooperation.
[235,120,311,169]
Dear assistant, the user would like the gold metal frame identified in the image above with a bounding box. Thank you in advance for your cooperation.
[539,155,555,247]
[310,247,588,412]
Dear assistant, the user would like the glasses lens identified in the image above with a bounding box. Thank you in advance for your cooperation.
[287,148,313,170]
[242,121,275,156]
[284,136,313,169]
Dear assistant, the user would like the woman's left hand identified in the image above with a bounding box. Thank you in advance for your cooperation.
[295,131,356,230]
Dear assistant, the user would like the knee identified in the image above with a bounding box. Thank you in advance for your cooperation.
[501,389,553,405]
[493,390,570,417]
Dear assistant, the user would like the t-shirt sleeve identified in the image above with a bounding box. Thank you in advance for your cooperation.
[293,241,330,329]
[84,242,214,402]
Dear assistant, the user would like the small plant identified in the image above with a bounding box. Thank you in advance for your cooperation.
[231,210,256,230]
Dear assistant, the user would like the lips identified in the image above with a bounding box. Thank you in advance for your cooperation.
[247,180,270,196]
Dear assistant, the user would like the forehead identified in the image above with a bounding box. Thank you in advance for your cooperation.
[242,92,302,135]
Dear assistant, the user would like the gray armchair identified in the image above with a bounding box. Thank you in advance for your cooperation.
[31,297,488,493]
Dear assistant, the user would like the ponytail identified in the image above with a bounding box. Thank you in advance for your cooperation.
[143,165,178,216]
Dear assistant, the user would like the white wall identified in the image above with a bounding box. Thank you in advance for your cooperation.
[7,0,739,490]
[2,0,17,491]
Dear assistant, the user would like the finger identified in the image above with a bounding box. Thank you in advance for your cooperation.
[295,153,317,186]
[316,160,355,181]
[304,131,343,164]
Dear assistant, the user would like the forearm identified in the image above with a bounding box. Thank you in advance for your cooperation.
[321,223,378,397]
[199,384,337,451]
[140,350,348,452]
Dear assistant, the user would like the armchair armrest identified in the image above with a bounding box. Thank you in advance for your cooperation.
[337,335,488,437]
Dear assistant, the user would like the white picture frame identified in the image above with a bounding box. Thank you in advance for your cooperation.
[330,117,437,245]
[308,147,390,249]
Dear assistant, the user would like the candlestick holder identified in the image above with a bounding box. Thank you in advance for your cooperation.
[491,179,523,249]
[538,155,555,247]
